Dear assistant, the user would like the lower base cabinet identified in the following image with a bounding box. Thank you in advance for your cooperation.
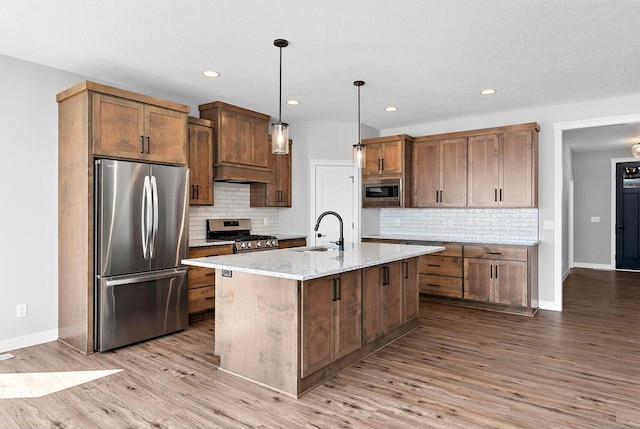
[301,270,361,377]
[187,244,234,322]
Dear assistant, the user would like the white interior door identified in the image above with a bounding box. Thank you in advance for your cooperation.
[310,161,360,247]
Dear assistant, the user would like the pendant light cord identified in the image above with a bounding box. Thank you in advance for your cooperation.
[278,45,283,122]
[357,84,361,144]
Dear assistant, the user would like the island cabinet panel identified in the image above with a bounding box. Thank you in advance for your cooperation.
[402,258,419,323]
[362,261,403,344]
[214,271,299,395]
[277,238,307,249]
[92,93,188,165]
[301,270,361,378]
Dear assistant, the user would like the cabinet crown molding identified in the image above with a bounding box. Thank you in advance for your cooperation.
[56,80,190,113]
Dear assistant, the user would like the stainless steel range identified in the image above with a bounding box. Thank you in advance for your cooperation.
[206,218,278,253]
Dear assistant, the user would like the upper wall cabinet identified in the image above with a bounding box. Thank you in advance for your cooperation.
[361,135,413,207]
[188,117,214,206]
[250,139,292,207]
[91,93,188,165]
[198,101,273,183]
[412,137,467,207]
[467,124,538,207]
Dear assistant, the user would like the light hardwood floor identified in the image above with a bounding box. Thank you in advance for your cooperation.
[2,268,640,428]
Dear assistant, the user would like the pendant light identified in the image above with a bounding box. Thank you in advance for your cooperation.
[352,80,365,168]
[632,143,640,158]
[272,39,289,154]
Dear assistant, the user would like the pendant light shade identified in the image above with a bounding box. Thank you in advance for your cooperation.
[632,143,640,158]
[353,80,365,169]
[272,39,289,154]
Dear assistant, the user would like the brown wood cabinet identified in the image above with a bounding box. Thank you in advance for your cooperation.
[92,93,188,165]
[188,117,214,205]
[362,261,403,344]
[56,81,190,353]
[418,244,464,298]
[198,101,272,183]
[250,139,292,207]
[467,125,538,207]
[301,270,362,378]
[277,237,307,249]
[361,134,413,207]
[402,258,419,323]
[464,245,537,309]
[412,137,467,207]
[187,244,234,322]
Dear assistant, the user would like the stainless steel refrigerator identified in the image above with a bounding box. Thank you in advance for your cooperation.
[94,159,189,352]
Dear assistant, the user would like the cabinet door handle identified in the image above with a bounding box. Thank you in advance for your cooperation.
[403,261,408,279]
[195,185,199,200]
[332,278,338,301]
[440,190,443,203]
[378,158,382,171]
[435,190,439,203]
[146,136,150,154]
[494,188,498,202]
[499,188,503,202]
[495,264,499,279]
[336,278,341,300]
[382,266,390,286]
[490,265,493,279]
[190,185,194,199]
[140,135,145,153]
[381,158,385,171]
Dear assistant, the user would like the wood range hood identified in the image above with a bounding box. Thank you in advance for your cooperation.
[199,101,275,184]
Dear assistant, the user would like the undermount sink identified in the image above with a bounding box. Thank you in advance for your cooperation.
[291,245,339,253]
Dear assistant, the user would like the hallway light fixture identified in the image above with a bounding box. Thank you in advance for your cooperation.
[632,143,640,158]
[272,39,289,154]
[353,80,365,169]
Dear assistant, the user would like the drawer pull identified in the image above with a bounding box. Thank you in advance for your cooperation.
[427,283,441,288]
[205,272,215,277]
[204,296,214,300]
[427,264,441,267]
[487,252,502,255]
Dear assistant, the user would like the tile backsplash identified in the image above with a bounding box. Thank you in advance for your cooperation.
[188,182,279,241]
[379,208,538,241]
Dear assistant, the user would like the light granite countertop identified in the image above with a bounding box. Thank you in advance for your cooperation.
[362,234,539,246]
[182,242,444,281]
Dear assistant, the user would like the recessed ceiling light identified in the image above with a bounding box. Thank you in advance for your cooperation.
[480,88,497,95]
[286,99,299,105]
[202,70,220,78]
[385,106,398,112]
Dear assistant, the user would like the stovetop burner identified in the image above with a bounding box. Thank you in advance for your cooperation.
[206,218,278,252]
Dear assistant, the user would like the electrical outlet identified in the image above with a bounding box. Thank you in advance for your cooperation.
[16,304,27,318]
[394,218,400,226]
[591,216,601,223]
[505,220,511,229]
[543,220,554,230]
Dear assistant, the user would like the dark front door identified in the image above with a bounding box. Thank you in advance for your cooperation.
[616,162,640,269]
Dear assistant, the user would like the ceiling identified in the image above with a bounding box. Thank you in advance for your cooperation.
[2,0,640,133]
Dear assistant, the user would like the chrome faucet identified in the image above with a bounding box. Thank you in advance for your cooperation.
[314,211,344,251]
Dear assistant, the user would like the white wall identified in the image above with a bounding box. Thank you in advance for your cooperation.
[382,94,640,309]
[0,55,197,352]
[572,148,629,266]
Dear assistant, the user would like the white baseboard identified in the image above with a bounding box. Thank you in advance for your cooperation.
[539,300,562,312]
[562,267,571,281]
[0,329,58,353]
[572,262,614,271]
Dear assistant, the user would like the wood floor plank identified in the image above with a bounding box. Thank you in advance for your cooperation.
[2,268,640,428]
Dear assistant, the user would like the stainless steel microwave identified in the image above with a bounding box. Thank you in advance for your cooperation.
[363,179,402,208]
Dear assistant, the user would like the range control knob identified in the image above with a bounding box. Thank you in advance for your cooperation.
[247,242,252,248]
[240,242,247,249]
[256,241,262,248]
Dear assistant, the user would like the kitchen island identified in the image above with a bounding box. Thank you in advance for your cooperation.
[182,241,443,397]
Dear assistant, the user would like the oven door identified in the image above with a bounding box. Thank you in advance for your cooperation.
[363,179,402,208]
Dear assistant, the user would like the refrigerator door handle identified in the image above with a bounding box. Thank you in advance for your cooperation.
[102,268,187,287]
[141,175,153,259]
[150,175,159,259]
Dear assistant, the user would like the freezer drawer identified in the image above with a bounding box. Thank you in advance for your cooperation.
[96,268,188,352]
